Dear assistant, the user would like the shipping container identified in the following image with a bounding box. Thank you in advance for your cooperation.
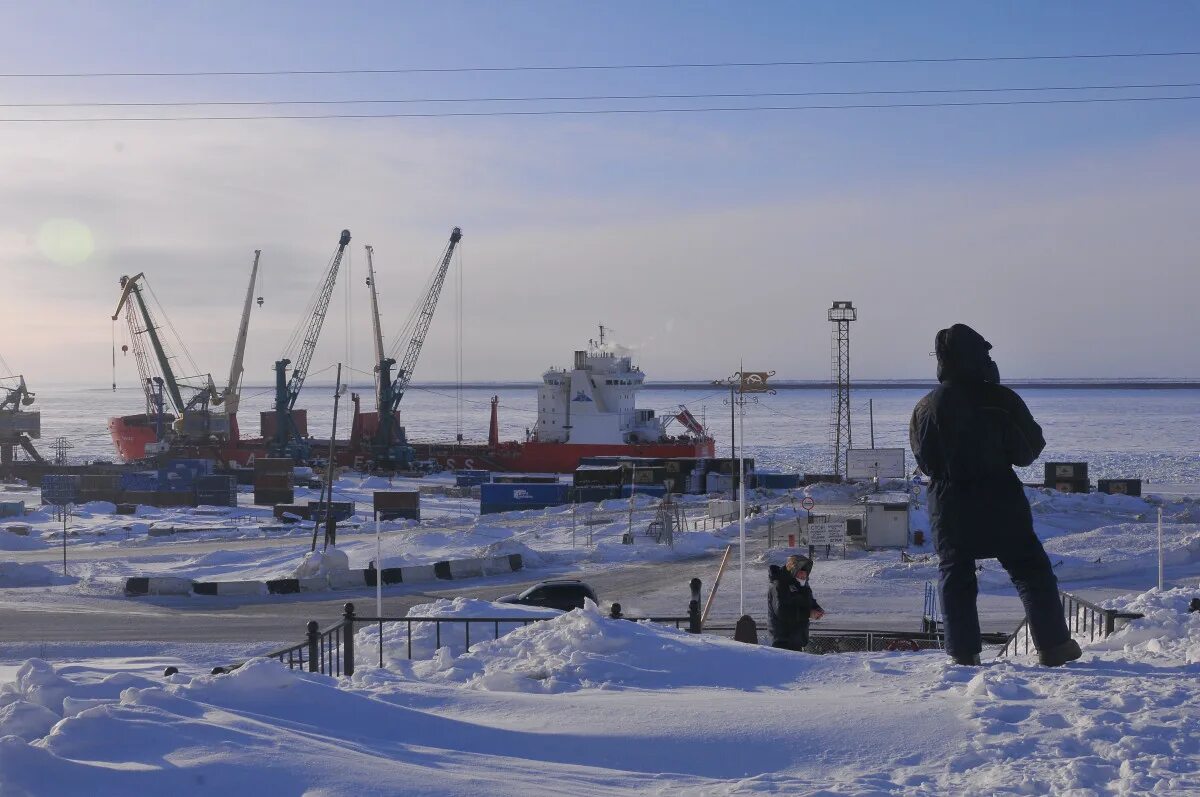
[254,488,295,506]
[227,467,255,486]
[480,482,571,515]
[253,457,295,475]
[1044,462,1088,485]
[122,491,158,507]
[80,474,121,491]
[621,484,667,498]
[0,501,25,518]
[195,475,238,507]
[1051,479,1090,494]
[573,465,625,487]
[491,475,560,484]
[156,491,197,508]
[572,485,621,503]
[119,472,159,492]
[260,410,308,441]
[455,470,491,487]
[373,490,420,520]
[273,503,313,521]
[756,472,802,490]
[254,473,294,490]
[1097,479,1142,497]
[308,501,355,523]
[803,474,844,485]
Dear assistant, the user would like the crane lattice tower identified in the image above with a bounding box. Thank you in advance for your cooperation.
[828,301,856,476]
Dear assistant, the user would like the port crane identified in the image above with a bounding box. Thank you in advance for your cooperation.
[221,249,262,423]
[113,273,223,450]
[370,227,462,468]
[0,372,43,470]
[270,229,351,459]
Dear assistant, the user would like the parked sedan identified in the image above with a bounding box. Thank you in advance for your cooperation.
[496,579,599,612]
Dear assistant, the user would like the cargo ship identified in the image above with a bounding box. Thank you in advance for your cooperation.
[410,335,714,472]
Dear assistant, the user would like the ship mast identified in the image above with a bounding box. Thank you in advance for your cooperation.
[222,250,261,416]
[364,244,385,407]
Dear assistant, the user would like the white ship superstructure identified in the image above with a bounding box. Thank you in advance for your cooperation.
[536,332,664,445]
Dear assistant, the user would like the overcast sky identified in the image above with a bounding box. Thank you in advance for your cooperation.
[1,2,1198,389]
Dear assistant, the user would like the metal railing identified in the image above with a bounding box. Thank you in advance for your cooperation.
[220,601,699,677]
[1001,590,1143,657]
[357,606,694,668]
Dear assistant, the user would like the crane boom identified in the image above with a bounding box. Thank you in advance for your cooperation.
[389,226,462,409]
[285,230,351,410]
[364,245,385,407]
[113,274,185,414]
[373,226,461,463]
[222,250,261,416]
[270,229,351,458]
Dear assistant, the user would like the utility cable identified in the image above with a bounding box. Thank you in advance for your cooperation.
[6,81,1200,108]
[2,50,1198,78]
[4,93,1199,122]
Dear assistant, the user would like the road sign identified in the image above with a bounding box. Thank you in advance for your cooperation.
[800,496,815,511]
[808,520,846,546]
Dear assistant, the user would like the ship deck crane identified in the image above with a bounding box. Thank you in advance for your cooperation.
[372,226,462,467]
[270,229,351,459]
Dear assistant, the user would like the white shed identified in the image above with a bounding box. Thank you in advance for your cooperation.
[863,492,910,548]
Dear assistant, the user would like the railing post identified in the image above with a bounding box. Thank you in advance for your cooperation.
[1103,609,1117,636]
[306,620,320,673]
[342,602,356,677]
[688,578,702,633]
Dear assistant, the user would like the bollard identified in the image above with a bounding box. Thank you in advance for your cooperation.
[342,602,356,677]
[688,578,702,633]
[734,614,759,645]
[610,602,623,620]
[306,620,320,673]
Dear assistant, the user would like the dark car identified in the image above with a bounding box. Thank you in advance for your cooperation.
[496,579,599,612]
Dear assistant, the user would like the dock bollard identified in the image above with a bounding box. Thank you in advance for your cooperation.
[688,578,702,633]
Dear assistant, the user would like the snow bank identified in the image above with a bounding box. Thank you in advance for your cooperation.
[1092,586,1200,663]
[0,562,74,587]
[408,601,816,693]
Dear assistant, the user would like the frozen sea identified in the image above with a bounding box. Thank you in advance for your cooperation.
[26,383,1200,484]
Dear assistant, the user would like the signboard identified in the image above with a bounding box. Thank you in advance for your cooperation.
[800,496,815,511]
[808,520,846,546]
[41,475,77,506]
[847,448,906,480]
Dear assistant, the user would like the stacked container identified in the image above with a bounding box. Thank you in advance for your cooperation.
[309,500,355,524]
[454,470,491,488]
[253,458,295,506]
[1044,462,1089,494]
[79,474,122,504]
[40,474,81,505]
[196,474,238,507]
[0,501,25,518]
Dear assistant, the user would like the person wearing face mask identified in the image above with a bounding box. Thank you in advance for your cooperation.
[910,324,1081,668]
[767,555,825,651]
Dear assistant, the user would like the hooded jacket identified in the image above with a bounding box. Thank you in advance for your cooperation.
[910,324,1046,558]
[767,564,822,645]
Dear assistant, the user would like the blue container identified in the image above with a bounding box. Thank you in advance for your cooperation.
[120,471,160,492]
[480,482,571,515]
[0,500,25,518]
[756,472,802,490]
[168,458,215,476]
[621,484,667,498]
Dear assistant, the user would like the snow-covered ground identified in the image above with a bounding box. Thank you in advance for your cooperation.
[1,588,1197,796]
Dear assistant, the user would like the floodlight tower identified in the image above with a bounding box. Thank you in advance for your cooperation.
[828,301,856,476]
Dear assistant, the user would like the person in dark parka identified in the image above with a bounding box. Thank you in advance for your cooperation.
[768,555,824,651]
[910,324,1081,667]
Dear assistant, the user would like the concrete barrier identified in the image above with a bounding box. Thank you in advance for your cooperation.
[123,576,192,596]
[327,570,367,590]
[447,557,484,579]
[399,564,438,583]
[482,554,524,575]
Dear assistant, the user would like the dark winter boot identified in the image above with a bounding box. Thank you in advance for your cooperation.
[1038,639,1082,667]
[950,653,981,666]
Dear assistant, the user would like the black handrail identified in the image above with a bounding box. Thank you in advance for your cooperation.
[1000,590,1144,657]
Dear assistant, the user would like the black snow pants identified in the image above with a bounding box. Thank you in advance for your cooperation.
[938,529,1070,659]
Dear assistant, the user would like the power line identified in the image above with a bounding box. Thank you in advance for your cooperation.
[6,81,1200,108]
[2,50,1199,78]
[2,93,1198,122]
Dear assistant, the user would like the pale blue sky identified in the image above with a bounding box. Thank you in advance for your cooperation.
[1,2,1199,386]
